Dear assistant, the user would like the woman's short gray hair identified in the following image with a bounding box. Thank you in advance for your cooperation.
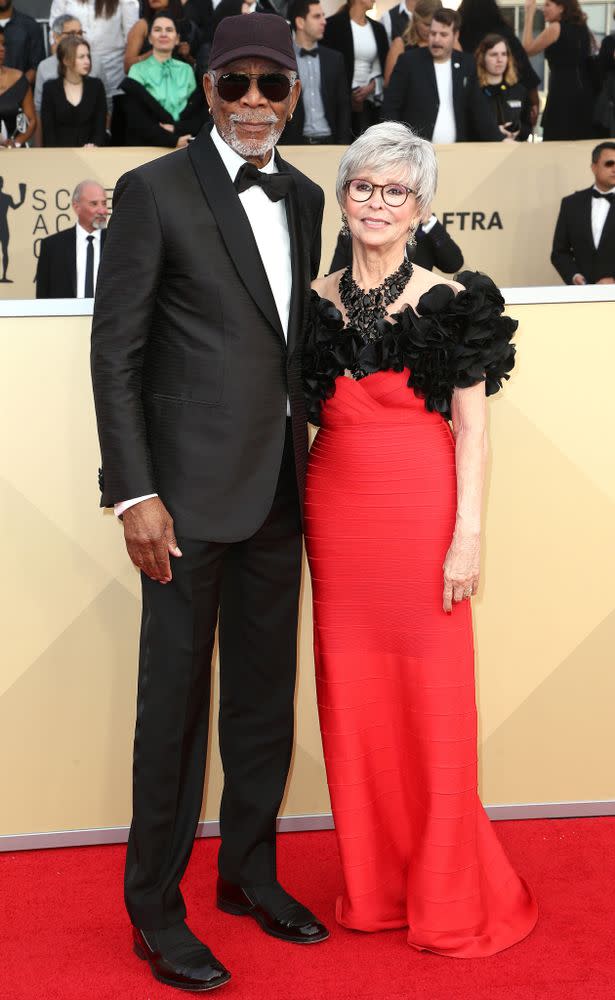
[336,122,437,219]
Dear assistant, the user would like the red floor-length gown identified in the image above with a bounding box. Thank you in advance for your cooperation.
[303,283,537,958]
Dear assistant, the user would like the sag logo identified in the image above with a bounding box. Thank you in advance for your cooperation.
[0,177,27,283]
[441,211,503,231]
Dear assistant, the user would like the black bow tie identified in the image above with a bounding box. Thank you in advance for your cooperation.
[299,47,318,57]
[592,189,615,204]
[234,162,293,202]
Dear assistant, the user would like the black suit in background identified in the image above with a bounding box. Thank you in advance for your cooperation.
[279,45,352,144]
[329,220,464,274]
[41,76,107,147]
[382,47,501,142]
[321,8,389,134]
[120,77,208,147]
[36,225,107,298]
[91,127,324,931]
[551,187,615,285]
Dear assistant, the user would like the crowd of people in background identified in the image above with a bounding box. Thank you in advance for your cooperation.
[0,0,615,148]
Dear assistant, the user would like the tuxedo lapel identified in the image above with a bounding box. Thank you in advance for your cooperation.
[188,130,285,341]
[596,195,615,252]
[451,57,465,123]
[69,226,77,297]
[276,152,306,359]
[581,188,596,250]
[422,50,438,105]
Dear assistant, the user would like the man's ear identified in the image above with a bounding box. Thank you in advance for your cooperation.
[203,72,214,110]
[288,77,302,118]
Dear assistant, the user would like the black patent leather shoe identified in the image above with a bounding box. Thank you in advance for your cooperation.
[216,876,329,944]
[132,924,231,992]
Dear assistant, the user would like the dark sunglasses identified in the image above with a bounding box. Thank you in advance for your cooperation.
[216,72,291,103]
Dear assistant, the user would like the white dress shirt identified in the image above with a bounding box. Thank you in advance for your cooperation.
[76,224,102,299]
[114,126,293,517]
[380,0,412,44]
[351,20,379,89]
[432,60,457,144]
[591,185,615,249]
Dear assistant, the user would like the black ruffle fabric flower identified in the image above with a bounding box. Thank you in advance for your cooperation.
[302,272,517,424]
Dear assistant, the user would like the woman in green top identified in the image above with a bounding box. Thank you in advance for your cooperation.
[121,13,206,146]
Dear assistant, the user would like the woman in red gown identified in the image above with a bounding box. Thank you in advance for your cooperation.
[303,122,538,958]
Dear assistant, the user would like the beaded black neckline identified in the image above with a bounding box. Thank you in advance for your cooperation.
[339,258,414,340]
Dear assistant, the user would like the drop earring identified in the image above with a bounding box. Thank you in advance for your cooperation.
[407,225,417,248]
[341,213,350,238]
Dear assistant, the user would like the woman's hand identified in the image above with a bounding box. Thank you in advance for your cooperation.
[442,530,480,613]
[176,133,192,148]
[159,122,174,133]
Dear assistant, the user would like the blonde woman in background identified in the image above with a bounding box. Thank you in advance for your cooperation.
[384,0,441,85]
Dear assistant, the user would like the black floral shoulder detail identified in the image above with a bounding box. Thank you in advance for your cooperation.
[303,271,517,424]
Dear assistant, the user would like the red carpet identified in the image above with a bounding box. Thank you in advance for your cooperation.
[2,819,614,1000]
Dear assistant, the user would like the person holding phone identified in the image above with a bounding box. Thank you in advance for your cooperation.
[475,33,532,141]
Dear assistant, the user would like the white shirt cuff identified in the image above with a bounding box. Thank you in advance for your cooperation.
[422,214,438,234]
[114,494,158,517]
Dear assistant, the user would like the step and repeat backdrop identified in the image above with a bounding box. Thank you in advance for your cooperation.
[1,297,614,842]
[0,139,604,296]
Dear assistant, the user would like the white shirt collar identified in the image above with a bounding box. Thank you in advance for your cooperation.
[592,184,615,195]
[76,223,101,240]
[210,125,278,183]
[399,0,411,12]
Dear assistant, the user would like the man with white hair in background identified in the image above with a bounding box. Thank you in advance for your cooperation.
[35,179,107,298]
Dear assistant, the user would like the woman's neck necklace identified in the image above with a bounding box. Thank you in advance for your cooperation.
[340,256,413,338]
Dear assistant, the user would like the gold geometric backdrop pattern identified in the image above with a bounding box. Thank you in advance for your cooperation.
[1,302,614,839]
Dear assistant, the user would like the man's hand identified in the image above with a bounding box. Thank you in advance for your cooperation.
[596,276,615,284]
[176,134,192,148]
[122,497,182,583]
[572,273,587,285]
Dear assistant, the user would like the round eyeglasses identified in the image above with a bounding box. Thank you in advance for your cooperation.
[345,178,415,207]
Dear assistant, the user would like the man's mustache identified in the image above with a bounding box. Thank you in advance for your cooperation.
[229,112,278,125]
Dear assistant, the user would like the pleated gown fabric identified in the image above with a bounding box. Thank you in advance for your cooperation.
[304,368,538,958]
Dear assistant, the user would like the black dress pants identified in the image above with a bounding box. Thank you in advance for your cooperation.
[124,422,302,930]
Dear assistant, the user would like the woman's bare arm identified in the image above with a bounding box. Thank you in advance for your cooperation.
[443,381,488,613]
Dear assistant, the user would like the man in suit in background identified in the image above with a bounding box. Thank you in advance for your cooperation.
[280,0,351,145]
[36,180,108,299]
[91,13,327,994]
[551,142,615,286]
[382,7,501,142]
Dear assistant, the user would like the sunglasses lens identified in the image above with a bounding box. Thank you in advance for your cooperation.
[217,73,250,101]
[258,73,291,101]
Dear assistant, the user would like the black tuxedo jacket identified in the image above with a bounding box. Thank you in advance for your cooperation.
[322,9,389,91]
[382,47,501,142]
[91,127,324,541]
[279,45,352,145]
[36,225,107,298]
[551,187,615,284]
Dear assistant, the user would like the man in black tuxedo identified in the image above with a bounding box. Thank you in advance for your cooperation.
[551,142,615,286]
[280,0,351,145]
[382,7,501,143]
[36,180,108,299]
[91,14,327,993]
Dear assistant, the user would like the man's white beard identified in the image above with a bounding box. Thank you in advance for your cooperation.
[219,112,285,160]
[92,217,107,230]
